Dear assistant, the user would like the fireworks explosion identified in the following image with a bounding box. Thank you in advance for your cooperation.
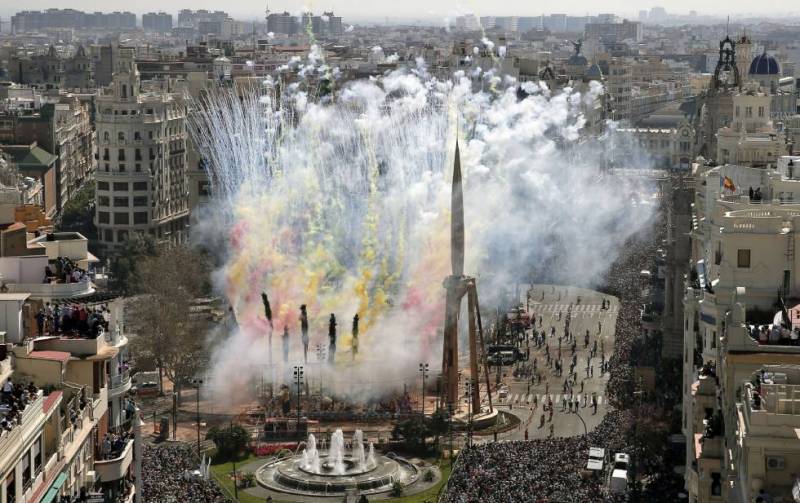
[189,52,656,401]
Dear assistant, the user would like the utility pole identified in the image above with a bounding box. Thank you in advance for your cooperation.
[419,363,429,417]
[293,366,304,433]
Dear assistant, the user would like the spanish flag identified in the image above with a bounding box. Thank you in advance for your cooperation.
[723,176,736,192]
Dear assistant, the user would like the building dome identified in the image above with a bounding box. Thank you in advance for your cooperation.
[584,63,603,81]
[567,54,588,67]
[749,51,780,75]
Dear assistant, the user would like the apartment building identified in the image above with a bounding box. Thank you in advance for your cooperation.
[94,48,190,252]
[0,91,96,218]
[682,155,800,503]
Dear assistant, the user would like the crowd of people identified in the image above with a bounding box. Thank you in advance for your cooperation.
[35,302,111,339]
[0,379,39,432]
[97,431,133,460]
[443,208,684,502]
[43,256,90,285]
[141,444,229,503]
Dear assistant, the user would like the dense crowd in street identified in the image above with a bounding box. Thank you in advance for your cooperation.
[443,213,682,502]
[142,444,229,503]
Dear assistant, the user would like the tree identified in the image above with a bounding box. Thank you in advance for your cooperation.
[108,233,157,294]
[206,424,250,460]
[127,244,211,402]
[392,416,429,454]
[58,181,97,241]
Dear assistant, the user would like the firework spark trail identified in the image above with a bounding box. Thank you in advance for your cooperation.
[189,61,656,401]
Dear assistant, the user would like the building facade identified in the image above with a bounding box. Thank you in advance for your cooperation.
[95,49,190,252]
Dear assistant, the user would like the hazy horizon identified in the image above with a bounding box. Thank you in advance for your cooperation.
[2,1,800,24]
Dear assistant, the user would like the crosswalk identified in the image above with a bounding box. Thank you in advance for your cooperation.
[531,303,618,316]
[499,392,604,406]
[534,303,617,312]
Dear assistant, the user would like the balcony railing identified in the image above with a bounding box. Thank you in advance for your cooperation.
[6,281,94,299]
[94,438,134,482]
[0,391,45,458]
[109,371,132,398]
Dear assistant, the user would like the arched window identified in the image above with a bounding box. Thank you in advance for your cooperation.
[103,131,109,142]
[118,132,125,142]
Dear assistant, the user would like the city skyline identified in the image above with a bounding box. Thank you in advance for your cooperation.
[2,2,800,24]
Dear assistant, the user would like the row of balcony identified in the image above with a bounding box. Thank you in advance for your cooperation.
[6,280,95,300]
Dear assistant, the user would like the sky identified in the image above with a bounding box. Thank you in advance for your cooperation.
[1,1,800,23]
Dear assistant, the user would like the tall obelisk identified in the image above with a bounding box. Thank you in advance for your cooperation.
[442,141,466,408]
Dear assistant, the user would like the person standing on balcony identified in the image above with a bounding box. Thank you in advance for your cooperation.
[36,309,45,336]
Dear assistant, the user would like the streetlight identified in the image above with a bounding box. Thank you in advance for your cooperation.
[191,378,203,454]
[419,363,429,417]
[293,366,304,433]
[465,378,473,448]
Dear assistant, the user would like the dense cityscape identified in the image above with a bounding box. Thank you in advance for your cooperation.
[0,3,798,503]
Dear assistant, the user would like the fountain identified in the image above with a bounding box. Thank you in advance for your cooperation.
[256,429,419,496]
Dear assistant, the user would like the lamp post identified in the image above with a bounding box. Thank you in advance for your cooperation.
[447,403,454,460]
[191,378,203,454]
[230,421,239,501]
[419,363,429,417]
[293,366,304,432]
[465,378,473,448]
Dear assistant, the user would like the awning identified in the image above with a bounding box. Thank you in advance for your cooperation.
[39,472,67,503]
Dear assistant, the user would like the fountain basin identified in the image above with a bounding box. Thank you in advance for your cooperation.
[257,452,419,496]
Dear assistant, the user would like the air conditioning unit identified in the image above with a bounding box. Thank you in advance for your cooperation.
[767,456,785,470]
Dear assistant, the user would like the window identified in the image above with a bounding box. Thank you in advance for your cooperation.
[745,106,753,118]
[20,451,30,489]
[148,131,153,140]
[135,148,142,161]
[134,131,141,141]
[102,148,109,161]
[98,196,109,207]
[103,131,110,141]
[133,196,148,207]
[104,163,110,172]
[97,181,109,190]
[737,249,751,268]
[113,197,129,207]
[114,213,129,225]
[134,212,148,224]
[104,229,113,242]
[118,132,125,142]
[119,164,125,173]
[133,182,148,191]
[199,181,210,196]
[98,211,110,224]
[758,106,765,118]
[735,106,740,117]
[33,437,41,473]
[118,230,128,242]
[6,470,15,503]
[135,163,141,172]
[118,149,125,161]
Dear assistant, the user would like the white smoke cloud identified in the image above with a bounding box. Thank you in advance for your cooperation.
[189,61,655,404]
